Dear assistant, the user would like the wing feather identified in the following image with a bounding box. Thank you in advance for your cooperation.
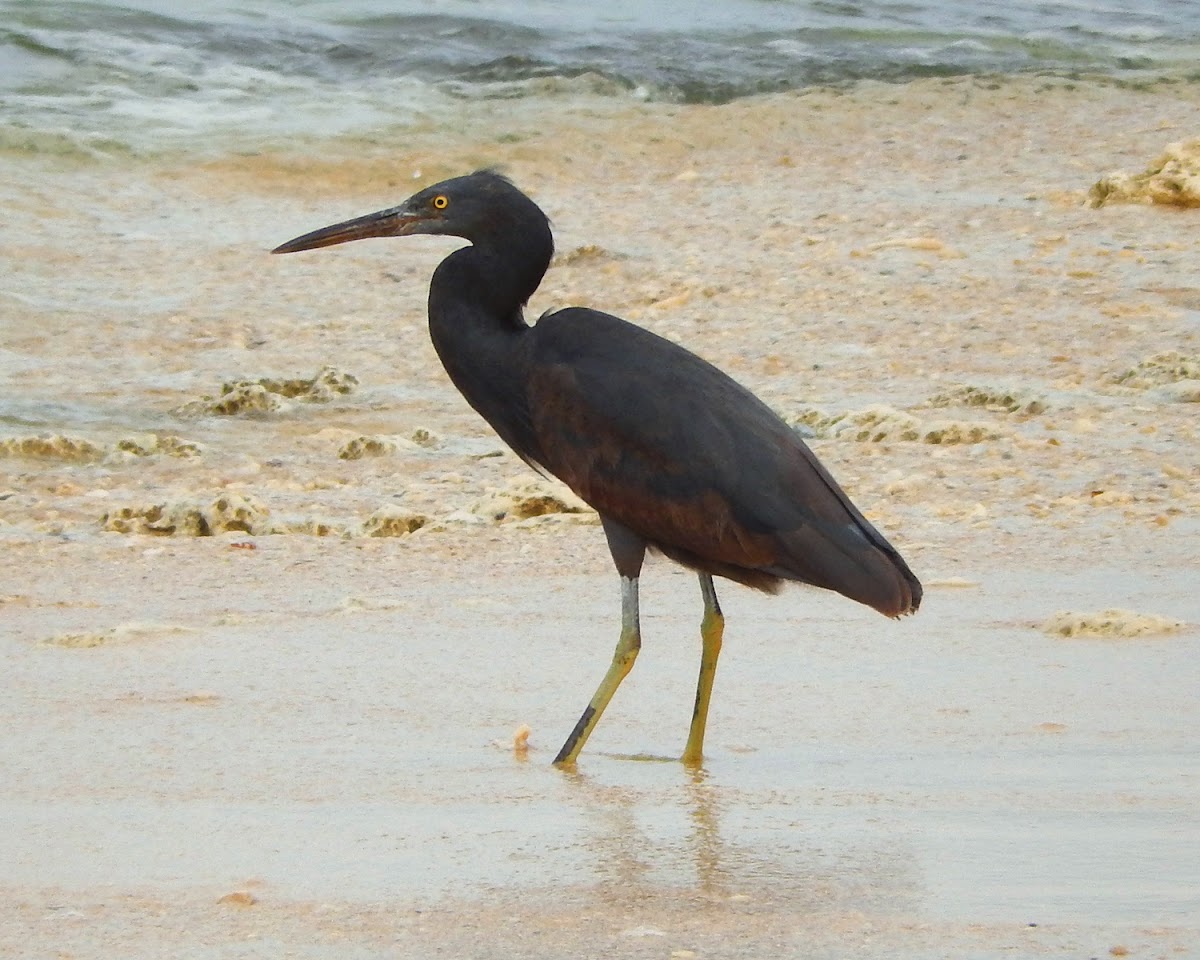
[525,308,921,615]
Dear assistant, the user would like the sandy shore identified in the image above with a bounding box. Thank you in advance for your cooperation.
[2,76,1199,958]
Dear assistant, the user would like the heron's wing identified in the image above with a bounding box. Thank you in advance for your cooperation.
[526,308,920,615]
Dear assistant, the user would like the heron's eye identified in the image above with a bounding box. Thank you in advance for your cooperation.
[432,195,449,210]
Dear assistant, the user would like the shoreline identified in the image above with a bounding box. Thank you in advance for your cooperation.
[2,75,1198,958]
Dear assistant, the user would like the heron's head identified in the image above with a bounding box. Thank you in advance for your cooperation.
[272,170,546,255]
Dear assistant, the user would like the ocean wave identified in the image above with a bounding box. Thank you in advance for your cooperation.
[1,1,1197,152]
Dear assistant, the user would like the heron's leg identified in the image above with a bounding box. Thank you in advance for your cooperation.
[682,573,723,765]
[553,576,640,765]
[553,517,646,766]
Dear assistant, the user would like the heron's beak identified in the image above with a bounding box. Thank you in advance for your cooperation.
[271,204,426,254]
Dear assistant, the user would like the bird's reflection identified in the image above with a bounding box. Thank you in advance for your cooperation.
[682,764,727,894]
[553,754,920,923]
[559,758,732,897]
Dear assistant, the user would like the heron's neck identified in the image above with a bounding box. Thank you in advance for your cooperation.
[427,242,538,394]
[424,241,550,462]
[435,247,542,328]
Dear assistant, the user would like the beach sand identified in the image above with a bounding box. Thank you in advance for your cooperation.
[2,76,1199,957]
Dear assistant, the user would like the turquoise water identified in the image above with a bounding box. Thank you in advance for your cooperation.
[2,0,1199,151]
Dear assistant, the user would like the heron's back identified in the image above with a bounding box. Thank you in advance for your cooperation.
[523,308,921,617]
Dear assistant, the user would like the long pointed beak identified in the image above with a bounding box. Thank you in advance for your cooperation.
[272,205,424,255]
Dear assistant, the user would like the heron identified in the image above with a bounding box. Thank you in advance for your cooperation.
[273,170,921,766]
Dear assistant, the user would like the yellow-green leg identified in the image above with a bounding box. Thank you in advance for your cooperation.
[682,573,723,765]
[553,575,641,766]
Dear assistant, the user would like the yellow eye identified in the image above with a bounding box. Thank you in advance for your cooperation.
[432,194,449,210]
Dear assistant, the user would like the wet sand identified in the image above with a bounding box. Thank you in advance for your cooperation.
[2,77,1199,957]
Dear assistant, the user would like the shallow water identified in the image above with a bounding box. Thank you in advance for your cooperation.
[3,536,1197,956]
[3,0,1199,152]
